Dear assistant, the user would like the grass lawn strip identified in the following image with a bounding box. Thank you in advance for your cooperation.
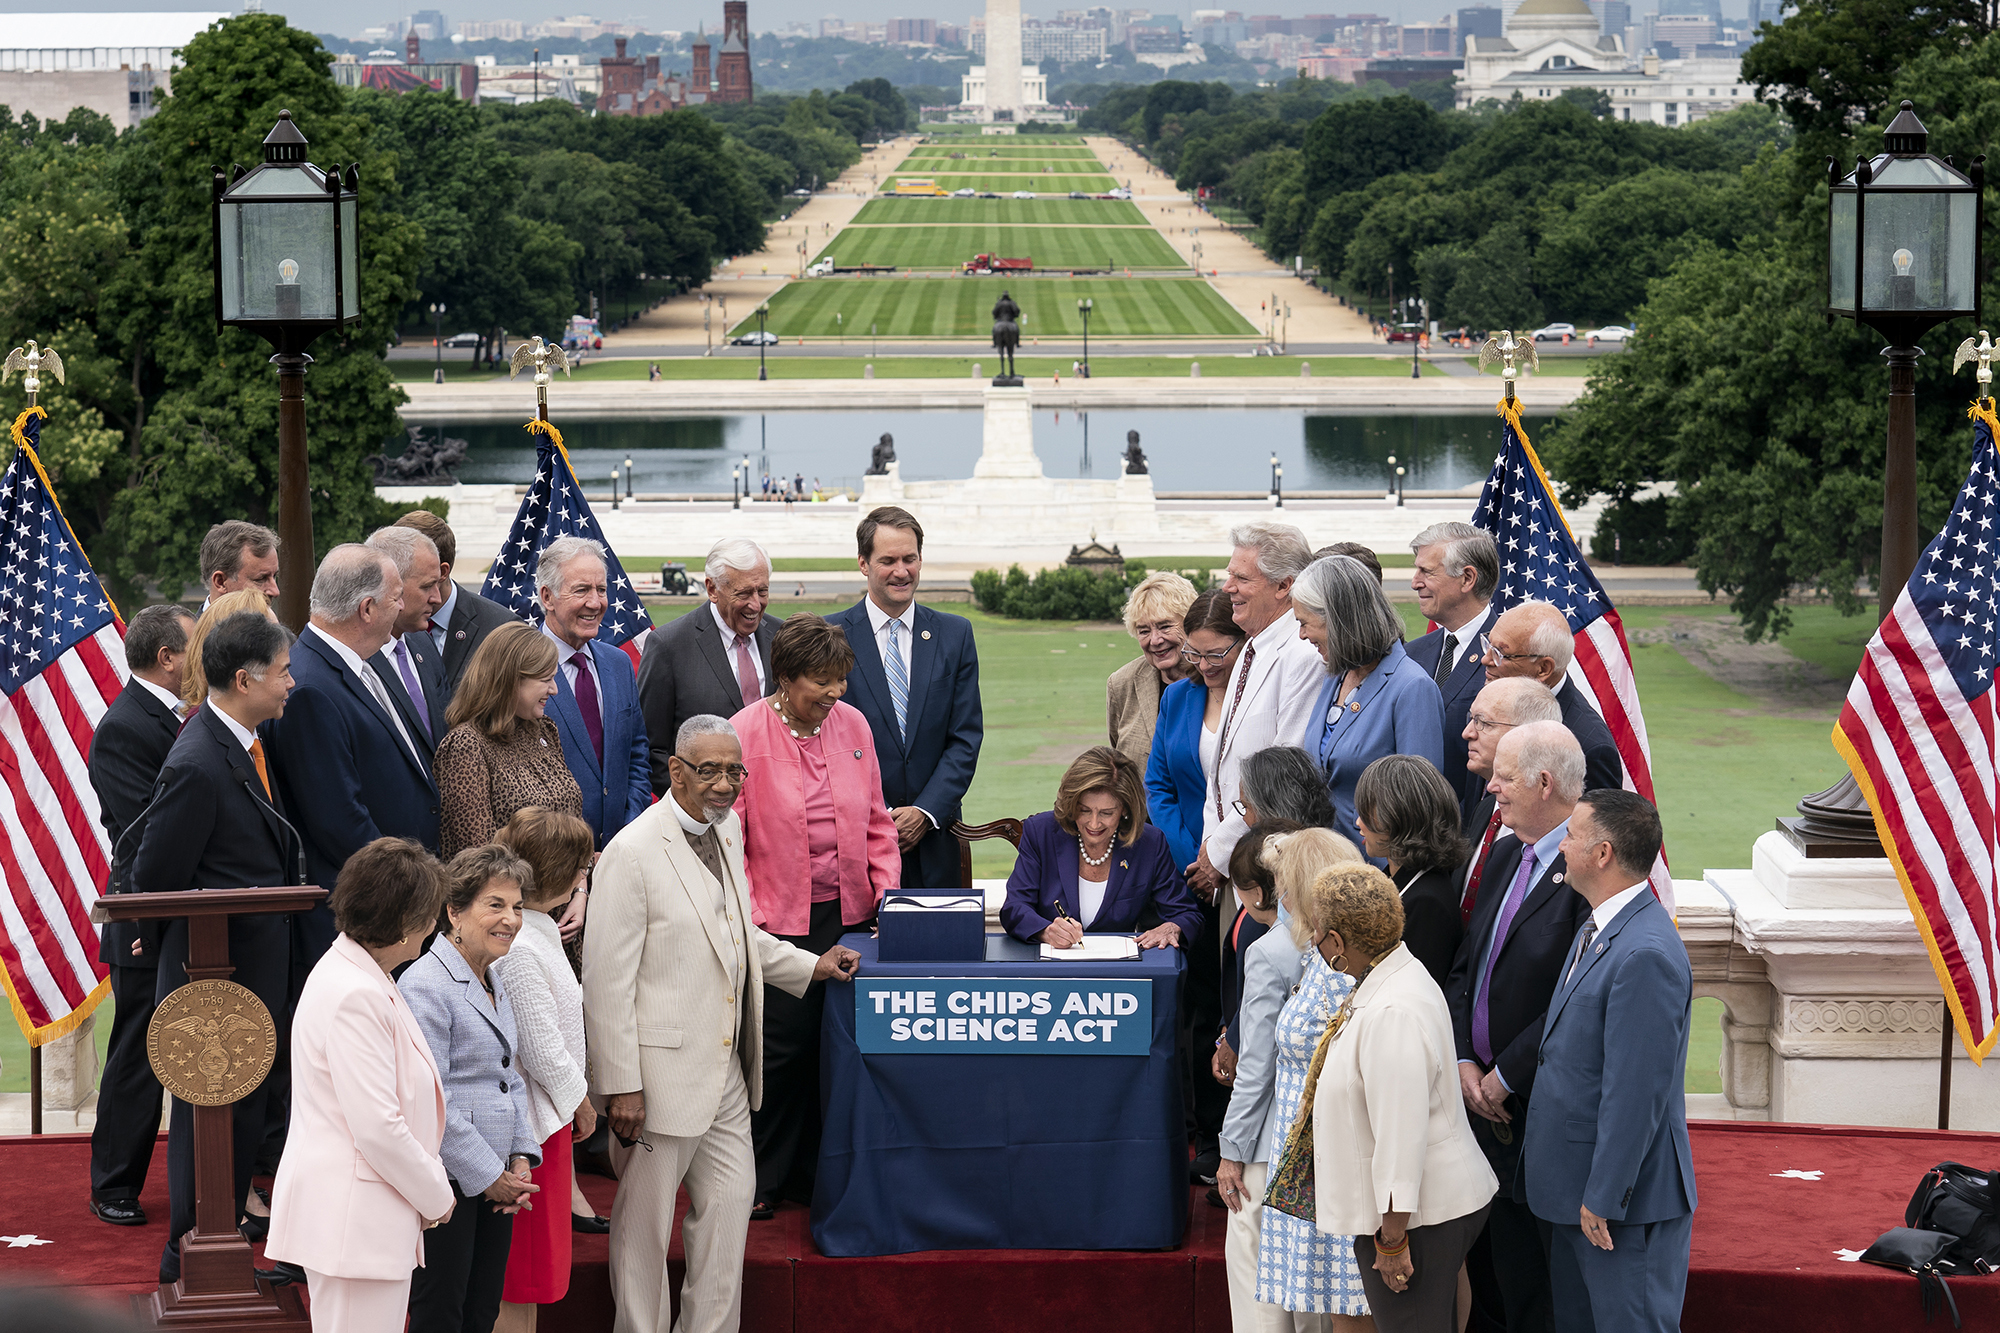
[813,224,1186,270]
[853,198,1150,226]
[393,355,1440,382]
[747,276,1259,338]
[888,174,1117,194]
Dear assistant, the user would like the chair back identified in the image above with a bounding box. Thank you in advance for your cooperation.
[950,818,1023,888]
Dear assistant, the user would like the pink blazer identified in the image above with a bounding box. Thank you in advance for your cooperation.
[731,697,901,936]
[266,934,456,1280]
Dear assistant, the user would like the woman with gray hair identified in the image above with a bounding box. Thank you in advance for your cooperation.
[1292,554,1445,858]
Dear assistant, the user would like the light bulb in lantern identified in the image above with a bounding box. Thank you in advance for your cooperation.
[1893,248,1915,277]
[278,258,300,285]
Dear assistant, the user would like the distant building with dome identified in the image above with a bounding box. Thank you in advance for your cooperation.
[1458,0,1750,127]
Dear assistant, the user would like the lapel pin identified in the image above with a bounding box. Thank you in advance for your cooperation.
[1551,873,1564,884]
[1594,941,1605,953]
[1119,860,1128,870]
[454,630,466,640]
[854,748,864,759]
[921,629,931,640]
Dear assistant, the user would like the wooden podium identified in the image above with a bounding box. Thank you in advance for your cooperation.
[98,886,326,1332]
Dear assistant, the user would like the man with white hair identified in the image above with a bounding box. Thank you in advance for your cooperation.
[1481,599,1623,794]
[1444,720,1592,1333]
[538,534,653,847]
[583,715,859,1333]
[1457,676,1565,915]
[364,525,450,744]
[636,537,782,794]
[266,543,441,967]
[1405,521,1502,808]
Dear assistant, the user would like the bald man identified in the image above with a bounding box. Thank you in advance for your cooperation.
[1457,676,1564,915]
[1480,601,1622,796]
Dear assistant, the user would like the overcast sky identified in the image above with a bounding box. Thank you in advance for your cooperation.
[13,2,1533,43]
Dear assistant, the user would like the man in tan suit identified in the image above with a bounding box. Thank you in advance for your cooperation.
[583,714,861,1333]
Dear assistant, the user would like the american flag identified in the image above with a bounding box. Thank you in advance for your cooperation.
[480,425,652,668]
[1833,406,2000,1062]
[1474,402,1669,910]
[0,409,125,1046]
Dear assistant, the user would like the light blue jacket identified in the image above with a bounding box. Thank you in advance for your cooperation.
[399,936,541,1192]
[1303,639,1446,857]
[1217,904,1308,1165]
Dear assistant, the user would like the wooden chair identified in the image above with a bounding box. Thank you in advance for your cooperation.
[950,818,1023,889]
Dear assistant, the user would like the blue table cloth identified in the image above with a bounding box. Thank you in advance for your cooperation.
[811,933,1188,1257]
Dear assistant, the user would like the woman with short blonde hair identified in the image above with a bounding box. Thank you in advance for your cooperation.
[181,588,275,707]
[436,623,582,859]
[1108,570,1199,767]
[1302,865,1496,1332]
[1052,744,1149,846]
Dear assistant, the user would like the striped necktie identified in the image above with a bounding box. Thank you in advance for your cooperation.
[884,616,909,740]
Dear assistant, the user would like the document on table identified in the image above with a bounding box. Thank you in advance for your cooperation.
[1040,935,1141,962]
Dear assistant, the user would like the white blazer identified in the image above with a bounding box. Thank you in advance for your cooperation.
[1311,943,1498,1237]
[266,934,456,1279]
[1201,608,1326,871]
[580,799,819,1139]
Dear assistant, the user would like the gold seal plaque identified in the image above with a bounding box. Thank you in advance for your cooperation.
[147,979,277,1106]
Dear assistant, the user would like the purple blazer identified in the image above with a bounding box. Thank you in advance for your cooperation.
[1000,811,1204,944]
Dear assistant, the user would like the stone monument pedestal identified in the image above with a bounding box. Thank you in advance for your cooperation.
[973,385,1039,478]
[1680,831,2000,1129]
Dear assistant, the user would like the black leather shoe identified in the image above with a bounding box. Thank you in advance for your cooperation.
[1190,1149,1220,1186]
[89,1198,146,1227]
[254,1261,306,1287]
[571,1213,610,1235]
[749,1199,776,1222]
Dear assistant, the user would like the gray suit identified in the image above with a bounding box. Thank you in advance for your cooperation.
[635,604,781,794]
[398,936,541,1191]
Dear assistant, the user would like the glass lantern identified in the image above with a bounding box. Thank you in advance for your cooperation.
[1827,101,1983,344]
[212,111,360,343]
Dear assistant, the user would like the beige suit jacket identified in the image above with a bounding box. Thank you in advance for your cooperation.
[582,799,818,1139]
[1106,655,1168,770]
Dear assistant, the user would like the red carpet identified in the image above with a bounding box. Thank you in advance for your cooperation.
[4,1122,1996,1332]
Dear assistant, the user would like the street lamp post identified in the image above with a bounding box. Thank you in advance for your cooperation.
[1411,298,1424,379]
[624,453,633,499]
[611,467,620,511]
[1077,298,1092,376]
[430,301,446,383]
[732,459,742,510]
[212,109,360,633]
[756,302,770,380]
[1269,452,1282,507]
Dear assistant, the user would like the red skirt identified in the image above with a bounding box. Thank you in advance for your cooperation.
[500,1125,572,1304]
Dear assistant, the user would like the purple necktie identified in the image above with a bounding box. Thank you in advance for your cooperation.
[394,641,430,743]
[569,650,604,765]
[1471,849,1537,1066]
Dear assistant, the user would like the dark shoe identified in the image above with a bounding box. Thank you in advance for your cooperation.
[89,1198,146,1227]
[254,1261,306,1287]
[1191,1148,1220,1186]
[750,1199,776,1222]
[238,1212,270,1243]
[571,1213,610,1234]
[1205,1186,1226,1210]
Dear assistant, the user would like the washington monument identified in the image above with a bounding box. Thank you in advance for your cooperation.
[985,0,1023,117]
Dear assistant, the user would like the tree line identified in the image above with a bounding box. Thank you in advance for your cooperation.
[0,14,900,604]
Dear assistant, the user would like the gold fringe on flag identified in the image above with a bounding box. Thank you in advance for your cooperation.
[9,404,46,450]
[524,417,564,450]
[1495,397,1579,545]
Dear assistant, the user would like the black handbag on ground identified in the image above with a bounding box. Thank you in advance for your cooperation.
[1859,1227,1962,1328]
[1907,1162,2000,1275]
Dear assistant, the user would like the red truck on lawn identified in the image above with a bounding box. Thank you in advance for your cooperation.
[964,254,1033,274]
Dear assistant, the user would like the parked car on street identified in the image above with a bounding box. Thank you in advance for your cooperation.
[442,331,481,348]
[1109,187,1132,199]
[1532,322,1578,341]
[731,331,779,346]
[1011,190,1036,199]
[1068,191,1088,199]
[1584,325,1633,344]
[953,187,977,197]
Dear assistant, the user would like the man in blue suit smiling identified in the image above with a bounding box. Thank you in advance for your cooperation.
[536,535,653,848]
[1522,789,1695,1333]
[827,507,983,889]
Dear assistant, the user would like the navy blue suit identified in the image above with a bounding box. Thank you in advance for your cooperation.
[1522,890,1696,1333]
[1404,604,1495,817]
[264,627,441,966]
[377,632,450,748]
[546,636,652,848]
[826,600,983,889]
[1144,676,1207,874]
[1000,812,1203,943]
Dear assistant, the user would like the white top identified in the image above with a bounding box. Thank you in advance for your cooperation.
[863,593,914,682]
[136,675,184,716]
[208,700,257,751]
[1198,714,1219,783]
[544,625,603,722]
[710,602,767,693]
[1077,873,1107,929]
[491,911,588,1144]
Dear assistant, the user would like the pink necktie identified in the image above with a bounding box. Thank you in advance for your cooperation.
[733,633,761,707]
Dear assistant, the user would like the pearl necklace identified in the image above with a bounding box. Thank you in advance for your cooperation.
[772,698,821,739]
[1079,836,1112,867]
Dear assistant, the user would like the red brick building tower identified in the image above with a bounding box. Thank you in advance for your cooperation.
[714,0,752,103]
[690,27,711,102]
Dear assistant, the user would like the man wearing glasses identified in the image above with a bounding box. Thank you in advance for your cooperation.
[1455,677,1562,916]
[1479,600,1624,797]
[1406,522,1502,813]
[583,715,860,1333]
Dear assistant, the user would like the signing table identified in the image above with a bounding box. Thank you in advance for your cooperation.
[812,933,1187,1258]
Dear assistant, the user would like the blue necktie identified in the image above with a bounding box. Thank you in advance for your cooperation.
[884,617,909,741]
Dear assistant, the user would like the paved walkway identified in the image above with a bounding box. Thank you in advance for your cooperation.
[1088,136,1376,347]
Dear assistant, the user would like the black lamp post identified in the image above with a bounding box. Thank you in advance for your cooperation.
[1410,297,1425,380]
[624,453,633,499]
[756,302,770,381]
[430,300,446,383]
[212,109,360,633]
[732,459,742,510]
[1077,297,1093,377]
[1269,452,1282,507]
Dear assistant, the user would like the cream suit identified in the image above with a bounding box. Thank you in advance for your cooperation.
[582,798,818,1333]
[266,934,455,1332]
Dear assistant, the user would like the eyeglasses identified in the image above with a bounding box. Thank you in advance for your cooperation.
[1181,643,1241,664]
[1465,714,1517,734]
[1479,633,1545,664]
[676,760,749,783]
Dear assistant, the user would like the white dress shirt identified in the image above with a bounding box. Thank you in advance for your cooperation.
[862,594,913,682]
[710,602,766,694]
[428,583,459,658]
[1077,874,1107,929]
[308,624,424,768]
[1438,602,1494,679]
[135,675,185,718]
[209,700,258,752]
[1567,882,1650,984]
[544,625,603,724]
